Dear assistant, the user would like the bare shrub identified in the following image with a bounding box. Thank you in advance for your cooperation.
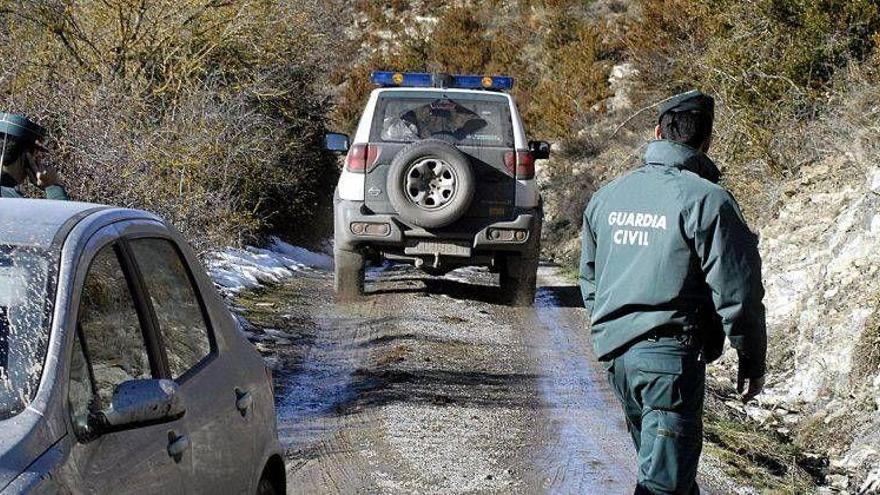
[0,0,348,250]
[624,0,880,219]
[331,1,613,140]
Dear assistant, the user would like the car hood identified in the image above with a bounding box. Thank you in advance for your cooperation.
[0,409,56,492]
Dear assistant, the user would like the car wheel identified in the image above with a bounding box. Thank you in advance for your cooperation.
[334,248,365,300]
[499,253,539,307]
[256,476,277,495]
[386,139,475,229]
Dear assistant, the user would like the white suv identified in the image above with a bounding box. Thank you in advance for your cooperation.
[326,71,549,305]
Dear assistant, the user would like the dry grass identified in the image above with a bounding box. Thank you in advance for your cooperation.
[853,296,880,385]
[332,1,614,139]
[623,0,880,221]
[703,386,818,493]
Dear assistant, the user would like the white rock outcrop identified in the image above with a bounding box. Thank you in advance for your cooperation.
[756,162,880,488]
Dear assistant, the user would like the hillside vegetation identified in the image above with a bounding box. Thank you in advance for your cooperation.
[0,0,347,249]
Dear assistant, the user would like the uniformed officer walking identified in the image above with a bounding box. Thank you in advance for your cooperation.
[1,112,68,200]
[579,91,767,494]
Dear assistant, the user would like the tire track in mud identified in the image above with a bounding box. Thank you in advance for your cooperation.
[239,265,639,494]
[520,275,636,493]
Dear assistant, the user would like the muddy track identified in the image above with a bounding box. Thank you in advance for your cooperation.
[236,264,695,493]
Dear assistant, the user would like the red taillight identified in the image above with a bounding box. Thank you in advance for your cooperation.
[517,151,535,179]
[503,151,516,176]
[503,150,535,180]
[345,144,380,173]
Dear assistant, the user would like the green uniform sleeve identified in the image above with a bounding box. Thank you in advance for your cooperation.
[579,201,598,315]
[691,189,767,378]
[44,185,69,200]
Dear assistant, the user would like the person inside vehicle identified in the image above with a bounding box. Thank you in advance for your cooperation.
[382,99,489,142]
[1,113,68,200]
[579,90,767,495]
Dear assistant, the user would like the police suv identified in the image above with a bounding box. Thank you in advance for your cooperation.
[326,71,549,305]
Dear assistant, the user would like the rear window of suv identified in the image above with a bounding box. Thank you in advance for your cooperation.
[371,91,514,148]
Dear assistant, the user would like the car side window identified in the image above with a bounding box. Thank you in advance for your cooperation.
[72,245,152,424]
[129,238,212,379]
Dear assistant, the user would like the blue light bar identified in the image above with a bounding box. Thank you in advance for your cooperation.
[370,71,514,91]
[371,71,433,87]
[452,74,514,90]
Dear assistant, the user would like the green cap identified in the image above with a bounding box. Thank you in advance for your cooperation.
[658,90,715,123]
[0,113,46,142]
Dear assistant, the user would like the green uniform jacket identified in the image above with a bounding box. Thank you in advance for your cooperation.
[580,140,767,377]
[1,173,68,200]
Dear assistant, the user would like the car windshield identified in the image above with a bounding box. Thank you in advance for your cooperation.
[373,92,514,147]
[0,244,54,420]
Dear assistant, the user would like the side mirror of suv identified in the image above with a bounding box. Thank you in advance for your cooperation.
[528,140,551,160]
[325,132,350,153]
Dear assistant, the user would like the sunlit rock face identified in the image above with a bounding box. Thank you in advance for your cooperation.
[762,166,880,402]
[754,161,880,490]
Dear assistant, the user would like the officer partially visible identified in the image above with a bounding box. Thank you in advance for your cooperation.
[579,91,767,494]
[1,113,68,200]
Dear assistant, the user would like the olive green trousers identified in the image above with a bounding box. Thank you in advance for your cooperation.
[605,335,705,495]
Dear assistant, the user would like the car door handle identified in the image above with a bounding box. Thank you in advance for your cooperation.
[235,388,253,416]
[167,432,190,463]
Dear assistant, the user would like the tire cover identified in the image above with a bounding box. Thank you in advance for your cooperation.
[386,139,475,228]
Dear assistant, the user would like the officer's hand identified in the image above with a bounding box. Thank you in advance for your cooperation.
[737,371,765,403]
[24,152,60,188]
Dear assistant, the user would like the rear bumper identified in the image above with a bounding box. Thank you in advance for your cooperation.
[333,195,542,256]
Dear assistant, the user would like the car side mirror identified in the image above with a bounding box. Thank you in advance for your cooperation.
[92,379,185,435]
[528,140,551,160]
[325,132,350,153]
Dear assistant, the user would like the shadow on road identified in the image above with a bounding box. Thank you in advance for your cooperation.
[369,277,507,305]
[338,367,547,412]
[538,285,584,308]
[372,274,585,309]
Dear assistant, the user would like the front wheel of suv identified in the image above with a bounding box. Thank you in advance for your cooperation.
[499,253,539,307]
[334,248,365,300]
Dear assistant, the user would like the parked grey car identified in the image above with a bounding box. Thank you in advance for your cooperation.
[0,199,284,494]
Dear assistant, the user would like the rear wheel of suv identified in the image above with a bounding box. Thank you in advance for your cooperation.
[334,248,365,300]
[386,139,475,229]
[499,253,539,307]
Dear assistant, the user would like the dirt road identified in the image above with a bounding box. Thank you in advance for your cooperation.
[235,264,645,493]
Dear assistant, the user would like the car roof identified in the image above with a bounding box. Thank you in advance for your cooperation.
[0,198,159,249]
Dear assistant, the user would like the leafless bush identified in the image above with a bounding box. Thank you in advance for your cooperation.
[0,0,349,250]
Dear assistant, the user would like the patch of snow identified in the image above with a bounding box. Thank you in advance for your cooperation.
[870,167,880,194]
[206,236,331,295]
[266,237,332,270]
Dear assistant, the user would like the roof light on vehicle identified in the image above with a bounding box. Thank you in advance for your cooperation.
[370,71,514,91]
[451,74,514,90]
[372,71,433,88]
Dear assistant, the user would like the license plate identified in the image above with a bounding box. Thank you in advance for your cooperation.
[404,241,472,257]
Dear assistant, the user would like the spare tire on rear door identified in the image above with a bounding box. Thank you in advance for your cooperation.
[386,139,475,229]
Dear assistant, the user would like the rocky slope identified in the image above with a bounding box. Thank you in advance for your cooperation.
[750,159,880,493]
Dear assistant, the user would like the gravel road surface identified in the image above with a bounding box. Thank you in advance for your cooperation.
[235,264,676,493]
